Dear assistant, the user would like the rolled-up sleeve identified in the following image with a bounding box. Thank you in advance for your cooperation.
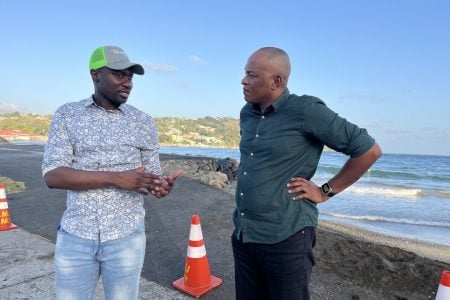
[304,100,375,158]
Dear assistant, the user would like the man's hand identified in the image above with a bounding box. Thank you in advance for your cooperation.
[287,177,328,203]
[150,169,183,198]
[44,166,183,196]
[115,166,161,195]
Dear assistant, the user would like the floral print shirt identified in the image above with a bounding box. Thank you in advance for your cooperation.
[42,97,161,242]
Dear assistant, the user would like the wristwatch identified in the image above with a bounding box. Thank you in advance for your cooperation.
[321,182,336,197]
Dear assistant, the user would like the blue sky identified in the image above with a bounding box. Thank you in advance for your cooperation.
[1,1,449,156]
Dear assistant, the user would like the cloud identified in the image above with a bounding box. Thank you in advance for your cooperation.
[175,82,191,89]
[382,126,447,143]
[143,61,177,73]
[382,128,409,135]
[0,102,26,113]
[189,54,206,65]
[400,88,414,94]
[416,126,449,138]
[338,93,386,103]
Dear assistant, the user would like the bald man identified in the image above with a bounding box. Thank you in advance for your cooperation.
[231,47,382,299]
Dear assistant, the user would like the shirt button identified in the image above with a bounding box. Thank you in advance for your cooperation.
[243,172,247,175]
[262,116,265,119]
[240,192,244,196]
[256,134,259,138]
[250,153,254,156]
[241,212,245,216]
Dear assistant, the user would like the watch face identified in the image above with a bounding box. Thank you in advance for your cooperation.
[322,183,331,194]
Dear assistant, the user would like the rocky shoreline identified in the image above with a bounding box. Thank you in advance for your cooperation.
[160,155,238,195]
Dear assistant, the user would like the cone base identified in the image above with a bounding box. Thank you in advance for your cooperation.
[0,222,17,231]
[173,275,222,298]
[436,285,450,300]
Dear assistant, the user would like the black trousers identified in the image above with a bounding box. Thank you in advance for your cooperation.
[231,227,316,300]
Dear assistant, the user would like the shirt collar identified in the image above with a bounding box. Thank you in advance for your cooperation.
[85,96,128,114]
[250,89,290,115]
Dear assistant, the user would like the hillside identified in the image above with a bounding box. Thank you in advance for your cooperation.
[0,113,336,151]
[156,116,239,148]
[0,113,240,148]
[0,113,52,136]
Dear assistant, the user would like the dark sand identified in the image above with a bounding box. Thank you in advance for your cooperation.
[161,157,450,300]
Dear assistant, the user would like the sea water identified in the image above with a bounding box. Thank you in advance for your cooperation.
[160,146,450,247]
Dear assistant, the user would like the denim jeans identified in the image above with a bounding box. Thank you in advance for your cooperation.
[55,228,146,300]
[232,227,316,300]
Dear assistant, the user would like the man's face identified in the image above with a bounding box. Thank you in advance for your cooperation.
[93,67,134,109]
[241,52,274,107]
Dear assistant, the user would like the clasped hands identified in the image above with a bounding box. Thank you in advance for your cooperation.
[120,167,183,198]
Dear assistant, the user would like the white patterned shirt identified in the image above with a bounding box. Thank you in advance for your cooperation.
[42,97,161,242]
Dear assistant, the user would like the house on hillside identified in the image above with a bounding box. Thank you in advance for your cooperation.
[0,129,46,142]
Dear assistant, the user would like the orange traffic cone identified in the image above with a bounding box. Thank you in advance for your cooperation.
[0,183,17,231]
[436,270,450,300]
[173,215,222,298]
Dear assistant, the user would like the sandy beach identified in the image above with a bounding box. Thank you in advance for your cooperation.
[313,221,450,299]
[161,157,450,299]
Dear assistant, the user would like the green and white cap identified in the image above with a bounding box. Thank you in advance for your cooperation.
[89,46,144,75]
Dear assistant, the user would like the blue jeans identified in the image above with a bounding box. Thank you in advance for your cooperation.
[55,228,146,300]
[232,227,316,300]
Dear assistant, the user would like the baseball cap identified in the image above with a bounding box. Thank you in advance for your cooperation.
[89,46,145,75]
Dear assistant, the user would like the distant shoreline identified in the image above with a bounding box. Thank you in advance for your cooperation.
[160,143,239,150]
[4,141,449,157]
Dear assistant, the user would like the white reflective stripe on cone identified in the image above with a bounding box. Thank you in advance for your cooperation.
[436,285,450,300]
[187,245,207,258]
[0,202,8,209]
[0,189,5,199]
[189,224,203,241]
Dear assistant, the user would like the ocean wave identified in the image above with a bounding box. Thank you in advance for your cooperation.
[426,189,450,198]
[365,169,422,180]
[345,185,450,199]
[346,186,422,197]
[317,166,450,182]
[319,212,450,228]
[365,169,450,182]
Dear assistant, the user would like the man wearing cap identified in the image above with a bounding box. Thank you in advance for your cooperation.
[42,46,182,300]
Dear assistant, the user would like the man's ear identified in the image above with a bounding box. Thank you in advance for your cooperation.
[272,75,283,89]
[91,69,100,82]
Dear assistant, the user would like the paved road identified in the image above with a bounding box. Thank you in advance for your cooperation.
[0,143,235,299]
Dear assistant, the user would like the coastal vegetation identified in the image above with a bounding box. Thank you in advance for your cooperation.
[156,116,239,147]
[0,113,240,148]
[0,113,336,151]
[0,113,52,136]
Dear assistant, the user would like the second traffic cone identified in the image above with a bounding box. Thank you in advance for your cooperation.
[173,215,222,298]
[436,270,450,300]
[0,183,17,231]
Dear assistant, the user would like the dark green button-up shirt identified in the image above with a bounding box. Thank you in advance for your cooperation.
[233,89,375,244]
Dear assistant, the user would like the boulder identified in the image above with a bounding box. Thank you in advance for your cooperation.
[199,172,229,189]
[216,157,239,181]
